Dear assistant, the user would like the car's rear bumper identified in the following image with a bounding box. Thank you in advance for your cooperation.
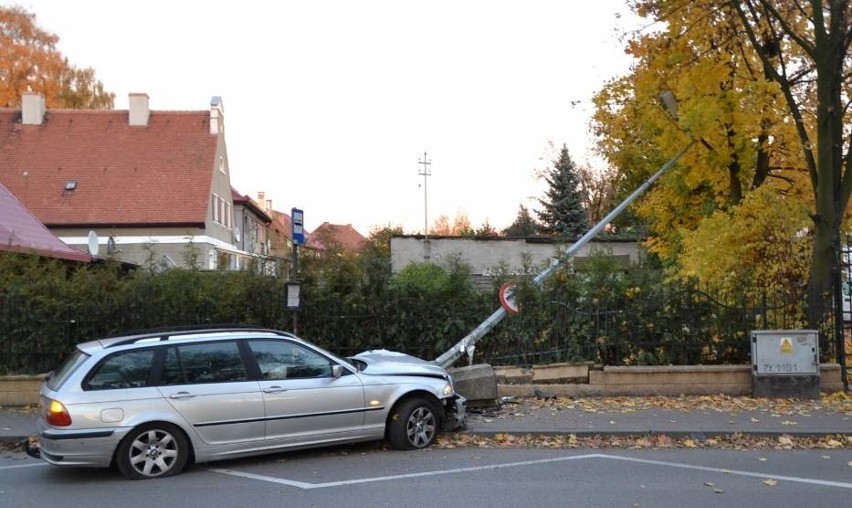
[31,421,127,468]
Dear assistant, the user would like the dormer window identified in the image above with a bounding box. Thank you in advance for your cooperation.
[65,180,77,191]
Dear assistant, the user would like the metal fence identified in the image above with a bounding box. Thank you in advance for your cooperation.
[476,287,834,367]
[0,282,846,375]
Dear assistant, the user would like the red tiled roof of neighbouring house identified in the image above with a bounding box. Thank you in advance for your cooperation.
[270,210,293,239]
[0,182,92,262]
[308,222,368,252]
[0,108,218,227]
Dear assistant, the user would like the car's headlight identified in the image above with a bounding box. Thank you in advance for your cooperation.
[442,383,454,396]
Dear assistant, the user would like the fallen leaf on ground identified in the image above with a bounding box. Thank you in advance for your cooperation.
[763,479,778,486]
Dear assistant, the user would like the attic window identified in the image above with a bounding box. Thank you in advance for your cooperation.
[218,156,226,174]
[65,180,78,191]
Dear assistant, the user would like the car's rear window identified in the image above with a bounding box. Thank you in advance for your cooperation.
[46,350,90,391]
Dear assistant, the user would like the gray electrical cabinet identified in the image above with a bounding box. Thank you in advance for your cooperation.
[750,330,820,399]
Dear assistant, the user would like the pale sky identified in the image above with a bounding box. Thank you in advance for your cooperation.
[11,0,641,235]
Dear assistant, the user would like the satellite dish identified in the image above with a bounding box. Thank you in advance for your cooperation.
[87,231,99,256]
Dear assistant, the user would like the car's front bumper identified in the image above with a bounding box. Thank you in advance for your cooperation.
[443,394,467,430]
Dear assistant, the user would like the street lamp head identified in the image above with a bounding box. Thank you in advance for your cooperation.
[660,91,679,120]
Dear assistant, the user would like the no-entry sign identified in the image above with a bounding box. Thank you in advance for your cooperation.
[498,281,520,314]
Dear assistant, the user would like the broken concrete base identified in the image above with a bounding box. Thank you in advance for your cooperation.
[449,364,499,407]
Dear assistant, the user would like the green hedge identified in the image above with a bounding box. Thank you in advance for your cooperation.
[0,249,817,375]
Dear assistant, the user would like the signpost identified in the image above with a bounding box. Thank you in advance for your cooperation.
[290,208,304,333]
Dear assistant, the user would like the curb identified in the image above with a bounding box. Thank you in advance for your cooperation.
[456,429,852,439]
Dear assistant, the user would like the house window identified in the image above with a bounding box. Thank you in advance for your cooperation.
[218,156,226,174]
[212,193,219,223]
[225,202,232,228]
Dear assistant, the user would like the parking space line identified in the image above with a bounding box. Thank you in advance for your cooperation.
[601,454,852,490]
[210,453,602,489]
[210,453,852,491]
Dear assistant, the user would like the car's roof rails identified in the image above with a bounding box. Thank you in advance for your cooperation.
[101,324,294,348]
[103,323,262,338]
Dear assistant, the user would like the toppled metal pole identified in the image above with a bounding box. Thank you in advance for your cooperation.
[434,140,696,368]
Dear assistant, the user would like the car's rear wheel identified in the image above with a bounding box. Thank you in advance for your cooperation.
[388,397,439,450]
[116,422,189,480]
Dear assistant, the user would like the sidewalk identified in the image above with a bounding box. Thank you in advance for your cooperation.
[462,395,852,438]
[2,394,850,447]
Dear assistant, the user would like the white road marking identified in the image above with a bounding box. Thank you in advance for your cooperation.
[0,462,48,471]
[209,453,602,489]
[601,454,852,490]
[210,453,852,490]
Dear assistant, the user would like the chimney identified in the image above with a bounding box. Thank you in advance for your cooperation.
[128,93,150,126]
[21,92,45,125]
[210,96,224,135]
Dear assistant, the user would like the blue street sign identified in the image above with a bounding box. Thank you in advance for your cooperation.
[292,207,304,245]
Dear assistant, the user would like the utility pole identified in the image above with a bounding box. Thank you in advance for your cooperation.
[418,152,431,260]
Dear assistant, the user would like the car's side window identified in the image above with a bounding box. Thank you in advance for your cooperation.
[161,341,248,384]
[248,340,332,380]
[85,349,155,390]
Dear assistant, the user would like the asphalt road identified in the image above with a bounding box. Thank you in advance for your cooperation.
[2,443,851,508]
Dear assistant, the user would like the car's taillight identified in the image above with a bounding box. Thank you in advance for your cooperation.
[45,399,72,427]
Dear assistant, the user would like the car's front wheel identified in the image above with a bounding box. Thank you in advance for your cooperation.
[115,422,189,480]
[388,397,439,450]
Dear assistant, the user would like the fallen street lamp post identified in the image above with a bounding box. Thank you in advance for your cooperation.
[434,140,697,368]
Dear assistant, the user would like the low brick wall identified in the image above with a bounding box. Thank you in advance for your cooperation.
[0,375,44,406]
[495,363,845,398]
[0,364,845,406]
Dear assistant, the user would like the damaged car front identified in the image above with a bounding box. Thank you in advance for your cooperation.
[349,349,467,434]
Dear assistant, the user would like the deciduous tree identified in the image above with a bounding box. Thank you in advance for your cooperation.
[730,0,851,327]
[592,0,849,330]
[0,5,113,108]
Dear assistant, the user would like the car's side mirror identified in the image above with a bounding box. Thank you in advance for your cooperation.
[332,364,345,378]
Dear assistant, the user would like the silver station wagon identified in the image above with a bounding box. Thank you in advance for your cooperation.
[27,327,466,479]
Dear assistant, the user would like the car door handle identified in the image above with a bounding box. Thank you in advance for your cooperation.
[263,386,287,393]
[169,391,195,399]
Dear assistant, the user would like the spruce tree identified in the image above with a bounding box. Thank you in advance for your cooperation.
[536,145,589,237]
[502,205,539,237]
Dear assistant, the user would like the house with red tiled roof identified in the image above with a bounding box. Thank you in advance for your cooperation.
[231,189,274,268]
[308,222,368,253]
[266,206,295,259]
[0,182,91,262]
[0,92,268,270]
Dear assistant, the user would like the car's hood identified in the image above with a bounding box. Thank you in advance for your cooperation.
[351,349,450,379]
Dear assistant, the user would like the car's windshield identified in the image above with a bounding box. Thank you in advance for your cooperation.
[46,349,89,391]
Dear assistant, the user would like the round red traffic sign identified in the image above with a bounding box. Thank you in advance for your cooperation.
[499,281,520,314]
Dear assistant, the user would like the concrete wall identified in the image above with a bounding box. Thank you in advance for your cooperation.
[391,236,642,278]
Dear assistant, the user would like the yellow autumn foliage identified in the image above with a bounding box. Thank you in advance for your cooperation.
[678,186,811,302]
